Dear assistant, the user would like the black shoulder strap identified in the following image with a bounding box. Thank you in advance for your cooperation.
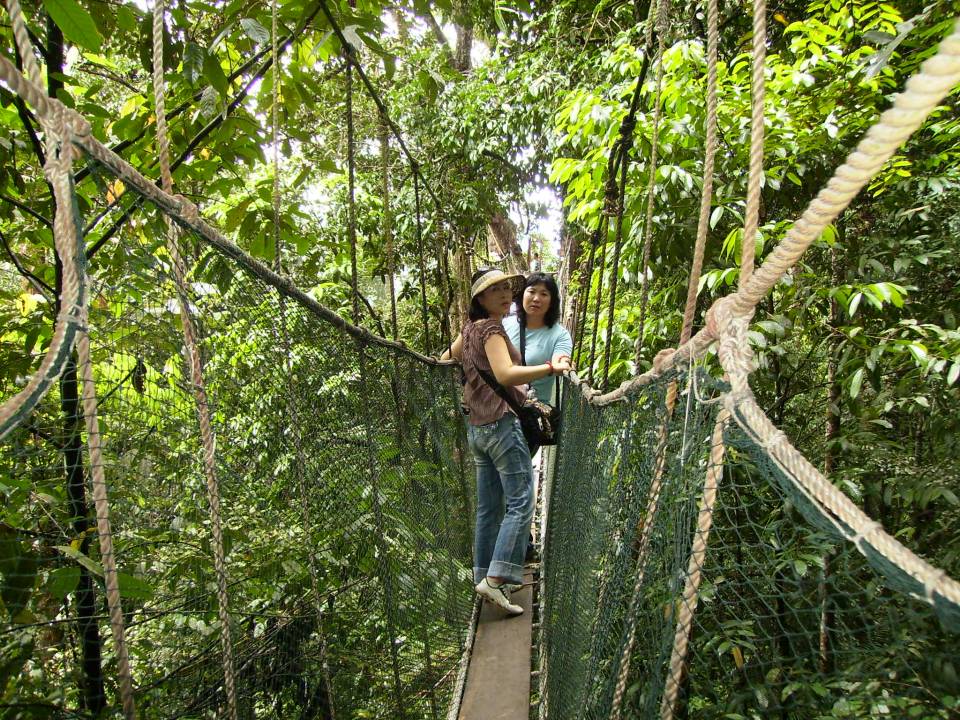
[476,365,525,416]
[520,321,527,365]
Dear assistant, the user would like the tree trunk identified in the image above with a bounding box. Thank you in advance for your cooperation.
[44,13,106,713]
[453,1,473,73]
[487,213,527,274]
[61,360,106,714]
[378,111,397,339]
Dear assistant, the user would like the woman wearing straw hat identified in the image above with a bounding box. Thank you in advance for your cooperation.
[442,268,571,615]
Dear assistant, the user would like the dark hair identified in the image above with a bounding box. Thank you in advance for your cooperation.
[468,268,492,321]
[516,272,561,328]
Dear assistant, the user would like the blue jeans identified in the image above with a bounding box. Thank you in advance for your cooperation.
[467,413,534,585]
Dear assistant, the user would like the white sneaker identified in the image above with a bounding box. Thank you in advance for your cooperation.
[475,578,523,615]
[505,582,524,593]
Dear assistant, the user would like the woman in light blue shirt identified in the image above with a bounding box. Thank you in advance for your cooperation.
[503,271,573,438]
[504,272,572,563]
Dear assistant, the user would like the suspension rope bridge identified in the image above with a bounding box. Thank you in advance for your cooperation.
[0,0,959,718]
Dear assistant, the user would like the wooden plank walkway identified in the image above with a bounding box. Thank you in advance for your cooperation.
[457,570,535,720]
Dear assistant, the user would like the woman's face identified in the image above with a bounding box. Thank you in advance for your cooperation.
[478,280,515,316]
[522,283,552,319]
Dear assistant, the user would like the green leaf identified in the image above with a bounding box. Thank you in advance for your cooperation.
[240,18,270,45]
[849,367,864,399]
[710,205,724,229]
[947,361,959,386]
[44,0,103,52]
[115,5,137,33]
[848,292,862,318]
[203,52,229,98]
[55,545,104,577]
[45,566,80,598]
[117,573,154,600]
[183,42,205,85]
[907,342,928,365]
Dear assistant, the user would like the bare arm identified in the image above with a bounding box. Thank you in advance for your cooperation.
[552,328,574,365]
[485,334,569,386]
[440,334,463,361]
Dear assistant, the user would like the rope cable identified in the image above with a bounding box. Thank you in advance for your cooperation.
[152,3,238,717]
[345,56,360,326]
[633,10,669,366]
[572,225,600,366]
[740,0,766,287]
[2,3,136,716]
[414,170,431,351]
[0,0,85,442]
[586,221,609,384]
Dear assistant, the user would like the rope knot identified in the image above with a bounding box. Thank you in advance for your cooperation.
[652,347,676,374]
[705,295,756,378]
[603,176,621,216]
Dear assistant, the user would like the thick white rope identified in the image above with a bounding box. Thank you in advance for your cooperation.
[732,20,960,314]
[0,1,85,442]
[659,408,728,719]
[660,3,765,717]
[709,295,960,613]
[2,4,137,717]
[152,3,238,718]
[740,0,766,286]
[77,329,138,720]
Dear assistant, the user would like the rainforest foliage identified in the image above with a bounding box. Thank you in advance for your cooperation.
[0,0,957,716]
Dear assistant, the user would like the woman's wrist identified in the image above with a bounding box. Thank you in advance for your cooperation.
[545,361,554,377]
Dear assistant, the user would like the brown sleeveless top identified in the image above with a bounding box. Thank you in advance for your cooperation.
[461,319,526,426]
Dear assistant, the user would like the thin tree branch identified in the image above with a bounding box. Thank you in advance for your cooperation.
[423,9,456,65]
[72,44,273,185]
[8,51,46,166]
[0,192,52,227]
[0,227,54,296]
[358,289,388,337]
[85,5,327,261]
[84,196,145,260]
[78,63,141,94]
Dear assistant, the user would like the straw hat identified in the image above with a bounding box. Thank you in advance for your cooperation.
[470,269,523,299]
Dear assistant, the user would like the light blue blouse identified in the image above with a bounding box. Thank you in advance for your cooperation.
[503,315,573,404]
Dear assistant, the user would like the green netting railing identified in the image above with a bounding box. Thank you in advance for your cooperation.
[1,227,475,718]
[539,372,959,720]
